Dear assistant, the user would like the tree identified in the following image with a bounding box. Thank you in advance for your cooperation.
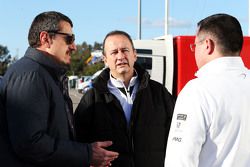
[0,45,11,75]
[68,42,92,76]
[93,42,102,50]
[67,41,104,76]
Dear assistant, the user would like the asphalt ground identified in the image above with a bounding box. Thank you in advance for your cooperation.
[69,88,82,113]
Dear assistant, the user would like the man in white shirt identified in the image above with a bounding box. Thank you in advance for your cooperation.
[165,13,250,167]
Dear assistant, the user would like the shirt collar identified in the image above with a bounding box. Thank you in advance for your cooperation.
[195,57,247,78]
[109,70,138,89]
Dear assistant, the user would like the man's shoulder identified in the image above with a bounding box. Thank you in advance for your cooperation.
[148,79,167,90]
[83,87,103,100]
[146,79,173,97]
[3,56,50,84]
[7,56,41,74]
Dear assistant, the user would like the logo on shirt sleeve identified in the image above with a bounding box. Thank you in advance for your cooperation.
[172,136,182,142]
[177,114,187,121]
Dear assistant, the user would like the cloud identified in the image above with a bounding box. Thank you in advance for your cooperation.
[122,16,192,29]
[168,17,192,28]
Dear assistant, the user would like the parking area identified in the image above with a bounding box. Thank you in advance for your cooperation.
[69,88,82,112]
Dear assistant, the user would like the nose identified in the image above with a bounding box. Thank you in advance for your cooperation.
[69,42,77,51]
[117,50,126,59]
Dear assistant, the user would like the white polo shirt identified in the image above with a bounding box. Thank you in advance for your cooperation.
[107,73,139,125]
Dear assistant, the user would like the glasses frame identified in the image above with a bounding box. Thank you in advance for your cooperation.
[190,39,205,52]
[48,31,75,45]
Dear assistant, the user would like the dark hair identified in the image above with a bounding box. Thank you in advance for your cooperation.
[28,11,73,48]
[102,30,134,55]
[197,13,243,55]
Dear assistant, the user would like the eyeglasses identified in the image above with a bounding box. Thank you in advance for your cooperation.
[190,39,205,52]
[48,31,75,45]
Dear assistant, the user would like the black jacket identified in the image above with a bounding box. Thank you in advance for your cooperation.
[0,47,91,167]
[74,64,175,167]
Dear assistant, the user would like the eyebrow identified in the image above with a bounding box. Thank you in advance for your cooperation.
[110,47,129,52]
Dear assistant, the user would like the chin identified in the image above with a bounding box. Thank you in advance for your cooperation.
[64,58,71,65]
[117,69,128,75]
[59,60,71,67]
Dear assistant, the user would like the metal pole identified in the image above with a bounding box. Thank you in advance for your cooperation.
[165,0,169,35]
[249,0,250,35]
[138,0,141,39]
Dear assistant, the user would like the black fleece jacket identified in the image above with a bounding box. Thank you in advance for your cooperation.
[74,64,175,167]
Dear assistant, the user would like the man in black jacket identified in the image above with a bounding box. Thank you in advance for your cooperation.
[0,11,118,167]
[74,30,175,167]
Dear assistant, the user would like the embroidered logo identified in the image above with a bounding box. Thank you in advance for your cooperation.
[177,114,187,121]
[176,122,181,128]
[172,137,182,142]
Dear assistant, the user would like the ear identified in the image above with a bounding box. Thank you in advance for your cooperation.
[133,49,137,61]
[102,55,108,67]
[40,31,51,47]
[206,38,215,55]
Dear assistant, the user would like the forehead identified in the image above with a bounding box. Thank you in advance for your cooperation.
[59,21,73,32]
[105,34,132,50]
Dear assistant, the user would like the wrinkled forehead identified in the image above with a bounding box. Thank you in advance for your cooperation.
[105,35,133,50]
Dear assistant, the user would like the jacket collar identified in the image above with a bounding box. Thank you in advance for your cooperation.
[24,47,67,77]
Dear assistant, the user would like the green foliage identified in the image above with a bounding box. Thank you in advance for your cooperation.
[0,45,11,75]
[93,42,102,50]
[67,41,104,76]
[82,62,105,76]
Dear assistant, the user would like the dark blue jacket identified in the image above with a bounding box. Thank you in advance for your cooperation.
[0,47,91,167]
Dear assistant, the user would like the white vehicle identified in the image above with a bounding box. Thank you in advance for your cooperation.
[134,35,250,97]
[76,69,103,94]
[68,75,78,89]
[134,35,174,94]
[75,75,91,93]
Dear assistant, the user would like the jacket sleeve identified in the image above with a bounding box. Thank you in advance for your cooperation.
[164,81,210,167]
[74,88,95,143]
[5,71,91,167]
